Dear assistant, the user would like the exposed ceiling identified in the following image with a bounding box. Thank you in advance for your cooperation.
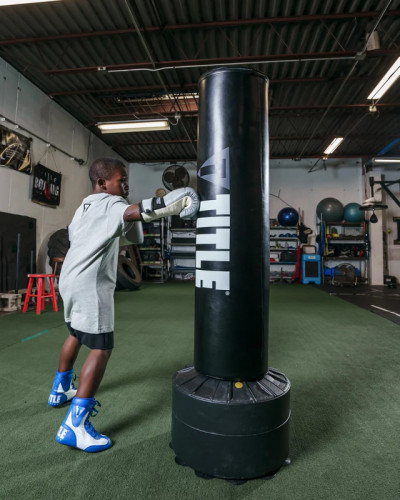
[1,0,400,164]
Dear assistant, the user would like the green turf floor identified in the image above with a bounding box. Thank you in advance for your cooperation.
[1,282,399,499]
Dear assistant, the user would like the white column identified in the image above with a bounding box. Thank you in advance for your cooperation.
[368,173,384,285]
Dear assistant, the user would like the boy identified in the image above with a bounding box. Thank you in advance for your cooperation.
[48,158,199,453]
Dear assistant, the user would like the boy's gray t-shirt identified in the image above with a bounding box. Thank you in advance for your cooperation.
[59,193,131,334]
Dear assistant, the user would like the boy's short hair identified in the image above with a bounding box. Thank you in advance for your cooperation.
[89,158,126,187]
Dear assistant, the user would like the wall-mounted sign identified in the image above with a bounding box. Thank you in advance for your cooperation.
[0,125,32,174]
[31,163,62,208]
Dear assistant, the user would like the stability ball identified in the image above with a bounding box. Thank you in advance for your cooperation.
[277,207,299,226]
[316,198,344,222]
[343,203,365,223]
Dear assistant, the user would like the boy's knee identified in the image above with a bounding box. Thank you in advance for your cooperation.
[91,348,112,361]
[101,349,113,362]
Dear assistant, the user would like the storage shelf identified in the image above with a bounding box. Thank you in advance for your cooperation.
[319,220,369,283]
[270,261,296,265]
[171,242,195,246]
[324,222,366,226]
[328,239,364,243]
[140,219,168,282]
[169,220,197,279]
[269,225,299,285]
[325,257,367,261]
[270,248,298,251]
[170,253,195,258]
[270,238,298,241]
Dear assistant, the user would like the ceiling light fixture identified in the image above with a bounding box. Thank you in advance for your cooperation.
[97,119,170,134]
[367,57,400,100]
[323,137,344,155]
[0,0,61,5]
[372,157,400,164]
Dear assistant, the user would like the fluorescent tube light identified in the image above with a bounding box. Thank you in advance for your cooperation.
[367,57,400,100]
[0,0,61,5]
[97,119,170,133]
[372,157,400,164]
[323,137,344,155]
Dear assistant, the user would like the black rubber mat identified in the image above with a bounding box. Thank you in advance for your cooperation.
[321,284,400,326]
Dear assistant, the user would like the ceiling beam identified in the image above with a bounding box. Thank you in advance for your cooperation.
[111,135,400,147]
[124,154,367,163]
[102,99,199,114]
[43,51,357,75]
[90,102,400,122]
[117,139,196,146]
[49,83,197,97]
[42,49,400,76]
[48,76,370,97]
[271,102,400,111]
[1,10,399,46]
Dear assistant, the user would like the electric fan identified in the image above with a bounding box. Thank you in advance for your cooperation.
[162,164,190,191]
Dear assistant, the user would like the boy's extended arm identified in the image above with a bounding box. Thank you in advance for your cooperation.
[123,203,142,221]
[124,187,200,222]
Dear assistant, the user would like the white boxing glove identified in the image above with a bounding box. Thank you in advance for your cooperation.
[139,187,200,222]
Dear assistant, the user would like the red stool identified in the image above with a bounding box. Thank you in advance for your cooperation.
[23,274,58,315]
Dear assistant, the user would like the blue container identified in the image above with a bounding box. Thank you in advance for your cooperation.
[302,253,321,285]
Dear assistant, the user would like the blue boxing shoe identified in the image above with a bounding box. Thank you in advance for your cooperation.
[48,369,77,407]
[56,397,112,452]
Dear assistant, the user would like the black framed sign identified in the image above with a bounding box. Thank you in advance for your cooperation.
[0,125,32,174]
[32,163,62,207]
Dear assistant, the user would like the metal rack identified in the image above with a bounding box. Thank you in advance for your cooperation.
[320,221,369,284]
[168,216,196,280]
[269,225,299,283]
[139,219,168,283]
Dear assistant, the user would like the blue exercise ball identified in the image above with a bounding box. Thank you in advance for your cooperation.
[343,203,365,223]
[316,198,344,222]
[277,207,299,227]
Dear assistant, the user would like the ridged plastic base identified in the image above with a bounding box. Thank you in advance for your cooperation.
[171,366,291,480]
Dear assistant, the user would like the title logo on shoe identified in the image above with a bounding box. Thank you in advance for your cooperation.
[196,148,230,292]
[49,394,62,404]
[57,426,68,440]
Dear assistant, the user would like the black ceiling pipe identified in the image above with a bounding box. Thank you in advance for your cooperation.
[171,68,291,481]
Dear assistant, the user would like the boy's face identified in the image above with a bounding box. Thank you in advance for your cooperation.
[102,166,129,199]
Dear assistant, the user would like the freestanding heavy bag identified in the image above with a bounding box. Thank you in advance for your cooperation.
[171,68,291,481]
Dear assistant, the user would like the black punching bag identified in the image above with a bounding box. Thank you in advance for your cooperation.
[171,68,291,480]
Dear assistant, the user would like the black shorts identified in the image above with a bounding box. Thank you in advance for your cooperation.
[66,323,114,350]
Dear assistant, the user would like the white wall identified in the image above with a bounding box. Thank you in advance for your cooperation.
[0,58,124,273]
[269,158,363,233]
